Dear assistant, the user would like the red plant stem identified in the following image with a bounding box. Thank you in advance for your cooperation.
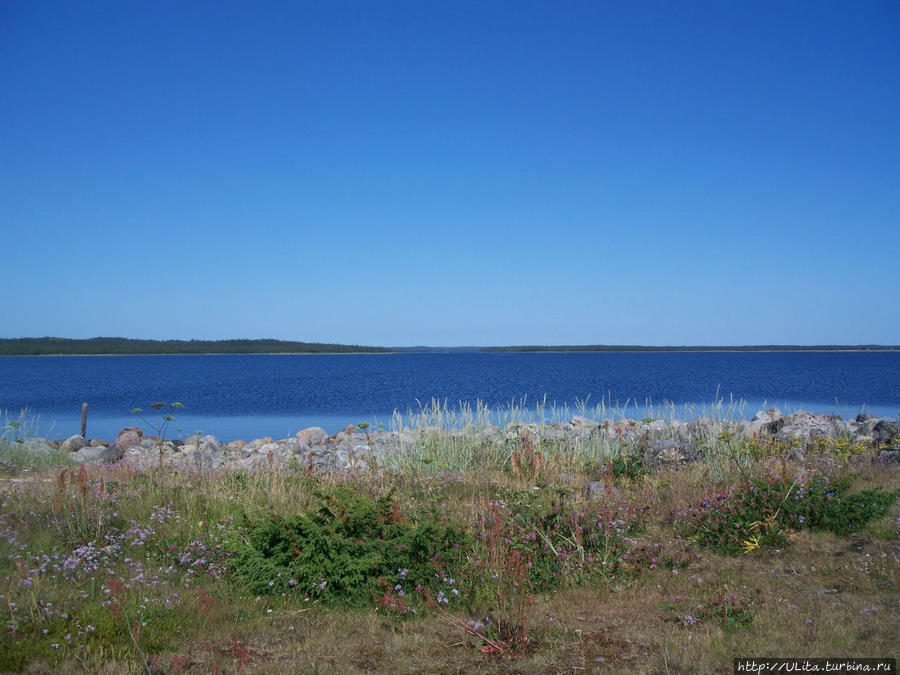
[431,604,505,655]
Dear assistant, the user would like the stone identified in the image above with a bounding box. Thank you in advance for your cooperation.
[296,426,328,449]
[179,440,226,470]
[872,420,900,448]
[855,412,875,423]
[787,448,807,463]
[571,416,600,431]
[582,481,619,500]
[876,449,900,465]
[347,456,369,473]
[115,427,143,452]
[333,425,357,442]
[833,419,853,435]
[89,438,109,447]
[60,434,87,453]
[647,419,667,432]
[256,443,282,461]
[18,439,55,455]
[656,446,687,464]
[239,454,271,471]
[649,438,676,452]
[72,444,123,464]
[769,411,837,441]
[646,438,696,463]
[198,435,221,455]
[740,417,769,437]
[857,417,887,436]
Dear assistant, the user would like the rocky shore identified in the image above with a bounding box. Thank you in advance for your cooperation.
[10,408,900,474]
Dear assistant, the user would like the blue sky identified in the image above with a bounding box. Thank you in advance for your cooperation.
[2,1,898,346]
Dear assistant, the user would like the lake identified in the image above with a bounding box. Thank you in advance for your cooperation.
[1,351,898,441]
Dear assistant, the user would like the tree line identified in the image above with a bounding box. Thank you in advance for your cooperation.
[0,337,391,355]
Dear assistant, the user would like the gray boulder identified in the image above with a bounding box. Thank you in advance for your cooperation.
[333,425,357,442]
[787,447,807,463]
[872,420,900,448]
[60,435,87,453]
[741,412,771,437]
[178,440,225,469]
[582,481,620,500]
[239,453,271,471]
[769,411,837,441]
[199,435,221,456]
[72,444,123,464]
[296,426,328,449]
[646,419,668,433]
[644,437,696,463]
[18,439,56,455]
[877,449,900,465]
[571,416,600,431]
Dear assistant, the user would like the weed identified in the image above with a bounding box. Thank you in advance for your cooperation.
[131,402,184,467]
[665,585,760,631]
[682,473,898,555]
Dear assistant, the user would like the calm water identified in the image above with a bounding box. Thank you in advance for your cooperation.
[1,352,898,441]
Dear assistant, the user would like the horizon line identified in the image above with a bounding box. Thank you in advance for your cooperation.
[1,336,899,352]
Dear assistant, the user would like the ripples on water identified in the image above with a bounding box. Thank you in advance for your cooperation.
[1,352,898,440]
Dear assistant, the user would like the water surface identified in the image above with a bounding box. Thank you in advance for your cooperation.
[1,351,897,440]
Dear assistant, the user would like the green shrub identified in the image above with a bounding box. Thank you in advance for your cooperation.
[780,476,898,537]
[683,474,899,556]
[223,487,470,611]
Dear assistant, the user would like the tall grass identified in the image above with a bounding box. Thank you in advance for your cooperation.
[378,395,760,475]
[391,392,756,431]
[0,409,72,472]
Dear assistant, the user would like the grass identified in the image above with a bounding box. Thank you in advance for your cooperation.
[0,417,898,673]
[0,410,73,474]
[379,396,747,476]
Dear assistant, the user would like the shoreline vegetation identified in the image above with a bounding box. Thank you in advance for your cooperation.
[1,406,898,672]
[0,337,392,356]
[1,337,899,356]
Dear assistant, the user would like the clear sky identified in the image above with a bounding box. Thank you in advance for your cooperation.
[2,1,898,347]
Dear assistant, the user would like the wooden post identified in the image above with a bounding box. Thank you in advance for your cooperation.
[81,402,88,438]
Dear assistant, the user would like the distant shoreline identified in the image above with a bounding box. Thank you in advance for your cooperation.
[5,348,900,357]
[0,338,900,356]
[1,337,898,356]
